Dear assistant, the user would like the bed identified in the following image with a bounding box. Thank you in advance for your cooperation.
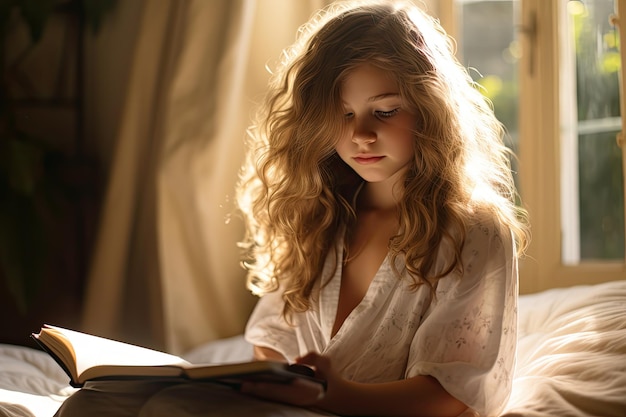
[1,279,625,417]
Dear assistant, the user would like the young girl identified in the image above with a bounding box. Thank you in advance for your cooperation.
[55,1,529,416]
[236,0,530,416]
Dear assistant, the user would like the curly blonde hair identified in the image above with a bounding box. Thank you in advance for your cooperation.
[236,0,530,318]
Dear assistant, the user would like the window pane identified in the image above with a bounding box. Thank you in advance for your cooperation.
[454,1,521,189]
[562,0,624,262]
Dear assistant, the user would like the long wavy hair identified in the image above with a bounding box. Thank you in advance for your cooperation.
[236,0,530,318]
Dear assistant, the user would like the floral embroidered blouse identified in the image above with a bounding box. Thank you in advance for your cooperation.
[245,214,518,417]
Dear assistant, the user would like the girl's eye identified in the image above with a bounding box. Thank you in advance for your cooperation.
[344,112,354,119]
[375,108,400,118]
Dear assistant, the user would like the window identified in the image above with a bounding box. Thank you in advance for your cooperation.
[451,0,522,191]
[561,0,624,263]
[437,0,626,293]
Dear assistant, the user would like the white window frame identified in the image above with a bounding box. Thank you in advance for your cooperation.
[437,0,626,294]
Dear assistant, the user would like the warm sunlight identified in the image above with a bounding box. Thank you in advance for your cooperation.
[1,1,624,416]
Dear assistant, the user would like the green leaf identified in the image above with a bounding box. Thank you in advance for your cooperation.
[81,0,117,35]
[0,0,19,36]
[17,0,56,43]
[0,192,47,313]
[2,139,45,196]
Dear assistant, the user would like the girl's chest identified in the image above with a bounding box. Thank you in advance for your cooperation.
[311,250,431,380]
[331,210,399,338]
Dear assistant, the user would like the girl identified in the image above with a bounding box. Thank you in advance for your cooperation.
[237,0,530,416]
[55,1,529,416]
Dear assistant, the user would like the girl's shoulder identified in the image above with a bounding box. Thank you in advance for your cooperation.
[462,205,512,248]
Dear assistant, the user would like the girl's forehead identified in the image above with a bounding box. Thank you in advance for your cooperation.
[340,64,400,102]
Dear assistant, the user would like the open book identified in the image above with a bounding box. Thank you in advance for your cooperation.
[32,324,325,390]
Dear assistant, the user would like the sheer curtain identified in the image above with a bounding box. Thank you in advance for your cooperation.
[82,0,438,355]
[82,0,328,354]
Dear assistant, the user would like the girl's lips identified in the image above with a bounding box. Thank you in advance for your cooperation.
[354,156,384,164]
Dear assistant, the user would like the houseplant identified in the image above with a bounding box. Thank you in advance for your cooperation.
[0,0,116,313]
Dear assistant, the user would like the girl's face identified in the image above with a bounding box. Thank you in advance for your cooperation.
[335,64,417,185]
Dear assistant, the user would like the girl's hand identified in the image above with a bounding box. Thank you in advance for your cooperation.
[240,375,326,407]
[239,351,338,408]
[242,353,468,416]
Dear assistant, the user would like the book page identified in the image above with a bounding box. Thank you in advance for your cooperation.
[44,325,190,379]
[35,325,329,388]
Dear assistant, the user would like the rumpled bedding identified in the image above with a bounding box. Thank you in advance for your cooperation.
[502,280,626,417]
[1,280,625,417]
[0,343,75,417]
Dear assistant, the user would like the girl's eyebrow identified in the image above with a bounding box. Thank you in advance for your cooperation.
[341,93,400,105]
[367,93,400,102]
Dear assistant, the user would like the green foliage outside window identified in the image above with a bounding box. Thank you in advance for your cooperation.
[572,0,624,260]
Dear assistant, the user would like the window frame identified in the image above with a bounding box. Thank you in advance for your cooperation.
[438,0,626,294]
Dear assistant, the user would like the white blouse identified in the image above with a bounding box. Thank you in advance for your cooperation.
[245,214,518,417]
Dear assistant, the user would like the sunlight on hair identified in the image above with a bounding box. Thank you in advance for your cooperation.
[236,0,531,319]
[241,245,276,296]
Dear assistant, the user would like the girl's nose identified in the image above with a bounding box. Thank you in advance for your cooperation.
[352,133,376,144]
[352,119,377,144]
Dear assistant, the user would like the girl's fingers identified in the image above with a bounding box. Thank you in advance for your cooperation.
[240,378,325,406]
[296,352,332,378]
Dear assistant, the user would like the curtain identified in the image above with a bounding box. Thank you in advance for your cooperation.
[82,0,439,354]
[82,0,330,354]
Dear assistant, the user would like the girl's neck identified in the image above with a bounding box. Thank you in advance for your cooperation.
[358,181,401,212]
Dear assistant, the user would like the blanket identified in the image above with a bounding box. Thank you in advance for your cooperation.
[1,280,625,417]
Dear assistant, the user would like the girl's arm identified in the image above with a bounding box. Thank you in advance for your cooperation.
[242,351,468,417]
[253,345,288,362]
[317,373,467,417]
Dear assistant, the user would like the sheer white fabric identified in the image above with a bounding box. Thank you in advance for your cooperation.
[245,213,518,417]
[81,0,336,354]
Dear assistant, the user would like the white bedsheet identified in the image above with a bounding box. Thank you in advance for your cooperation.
[0,343,75,417]
[1,280,625,417]
[502,280,626,417]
